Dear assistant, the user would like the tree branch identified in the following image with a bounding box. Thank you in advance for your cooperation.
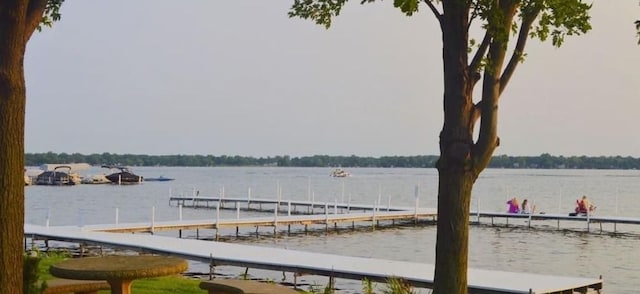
[24,0,47,41]
[499,10,540,94]
[423,0,442,24]
[469,31,491,78]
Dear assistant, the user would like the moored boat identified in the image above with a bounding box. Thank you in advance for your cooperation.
[81,174,111,184]
[102,165,143,184]
[330,168,350,177]
[35,166,82,186]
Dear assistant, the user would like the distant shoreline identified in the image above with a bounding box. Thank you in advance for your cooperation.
[25,152,640,170]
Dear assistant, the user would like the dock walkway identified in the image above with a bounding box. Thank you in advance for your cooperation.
[170,196,640,234]
[25,224,602,294]
[471,211,640,233]
[169,196,410,213]
[84,208,438,235]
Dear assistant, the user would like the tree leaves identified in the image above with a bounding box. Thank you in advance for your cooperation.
[288,0,349,29]
[38,0,65,31]
[528,0,592,47]
[393,0,419,16]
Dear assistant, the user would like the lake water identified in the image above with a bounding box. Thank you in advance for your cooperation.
[25,167,640,293]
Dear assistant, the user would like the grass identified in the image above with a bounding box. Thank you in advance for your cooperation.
[36,251,418,293]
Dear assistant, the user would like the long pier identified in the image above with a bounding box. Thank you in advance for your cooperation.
[168,196,411,213]
[86,208,437,235]
[24,224,603,294]
[169,196,640,234]
[471,211,640,233]
[24,196,613,293]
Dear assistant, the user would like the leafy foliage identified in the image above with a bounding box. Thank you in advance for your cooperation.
[383,277,416,294]
[24,253,47,294]
[528,0,591,47]
[288,0,348,29]
[38,0,65,31]
[362,278,375,294]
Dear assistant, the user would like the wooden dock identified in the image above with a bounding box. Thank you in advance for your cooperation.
[23,196,616,293]
[84,208,438,237]
[169,196,410,213]
[168,196,640,234]
[471,211,640,233]
[24,224,603,294]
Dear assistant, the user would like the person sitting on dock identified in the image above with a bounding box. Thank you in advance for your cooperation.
[506,197,520,213]
[521,199,536,214]
[575,195,596,215]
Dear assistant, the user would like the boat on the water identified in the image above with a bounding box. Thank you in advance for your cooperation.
[81,174,111,184]
[145,176,175,182]
[101,165,143,184]
[24,169,32,186]
[330,168,350,177]
[35,165,82,186]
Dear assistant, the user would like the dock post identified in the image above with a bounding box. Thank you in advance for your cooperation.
[46,209,50,228]
[325,202,329,232]
[334,198,338,215]
[414,185,419,224]
[236,205,240,219]
[372,200,377,230]
[215,202,220,239]
[208,254,215,280]
[274,205,279,235]
[178,205,182,221]
[288,201,291,216]
[115,208,118,226]
[247,187,252,209]
[151,206,155,234]
[377,185,382,214]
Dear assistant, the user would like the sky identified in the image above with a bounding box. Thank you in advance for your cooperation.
[24,1,640,158]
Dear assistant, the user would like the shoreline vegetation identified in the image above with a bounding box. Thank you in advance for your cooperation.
[26,152,640,170]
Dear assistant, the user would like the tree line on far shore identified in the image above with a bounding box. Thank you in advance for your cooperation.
[25,152,640,170]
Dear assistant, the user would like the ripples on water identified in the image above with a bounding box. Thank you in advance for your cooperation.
[25,167,640,293]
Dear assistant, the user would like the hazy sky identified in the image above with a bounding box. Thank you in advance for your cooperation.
[25,1,640,157]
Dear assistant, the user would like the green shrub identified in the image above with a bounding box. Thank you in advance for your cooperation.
[382,277,416,294]
[362,278,375,294]
[24,252,47,294]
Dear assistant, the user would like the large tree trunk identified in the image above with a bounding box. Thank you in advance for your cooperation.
[433,169,475,293]
[0,1,36,292]
[0,42,27,294]
[433,1,517,292]
[432,1,476,293]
